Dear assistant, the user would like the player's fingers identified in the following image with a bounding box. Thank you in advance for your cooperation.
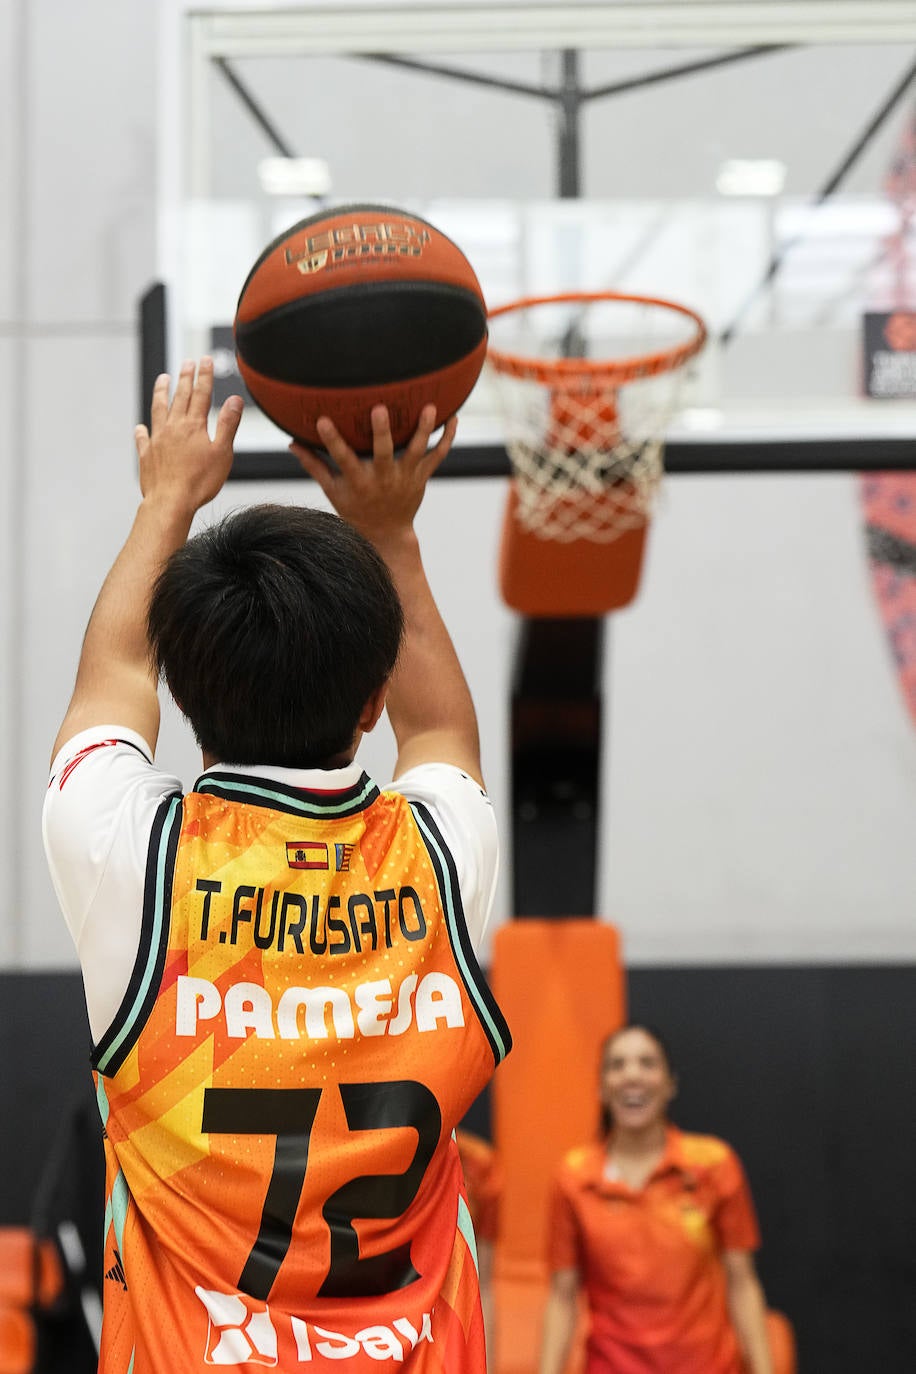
[370,406,396,469]
[420,413,458,477]
[398,404,436,465]
[149,373,170,431]
[411,401,439,456]
[315,416,362,477]
[134,424,150,461]
[213,394,245,449]
[170,358,196,415]
[289,440,337,497]
[189,355,215,421]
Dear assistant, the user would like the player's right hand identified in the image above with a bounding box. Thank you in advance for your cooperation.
[290,404,457,543]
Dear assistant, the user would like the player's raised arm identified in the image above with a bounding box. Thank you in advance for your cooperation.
[290,404,484,786]
[51,359,244,760]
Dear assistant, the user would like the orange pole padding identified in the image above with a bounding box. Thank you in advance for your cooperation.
[489,919,626,1280]
[0,1307,35,1374]
[498,484,649,618]
[0,1229,64,1310]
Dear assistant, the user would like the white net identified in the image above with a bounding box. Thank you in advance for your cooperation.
[486,295,705,543]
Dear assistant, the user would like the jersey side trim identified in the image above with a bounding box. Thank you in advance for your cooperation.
[410,802,511,1065]
[194,770,380,818]
[93,794,182,1076]
[456,1195,479,1273]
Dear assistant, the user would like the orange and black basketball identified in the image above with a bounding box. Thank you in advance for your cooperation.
[234,203,488,453]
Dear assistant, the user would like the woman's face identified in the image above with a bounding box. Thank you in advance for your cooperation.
[600,1028,676,1134]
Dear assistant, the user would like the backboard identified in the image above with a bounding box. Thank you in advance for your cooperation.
[153,5,916,473]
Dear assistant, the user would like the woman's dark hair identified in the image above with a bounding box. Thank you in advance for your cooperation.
[598,1023,675,1137]
[148,504,404,767]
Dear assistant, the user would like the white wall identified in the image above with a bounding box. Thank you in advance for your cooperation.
[2,2,914,971]
[603,473,916,965]
[2,0,159,967]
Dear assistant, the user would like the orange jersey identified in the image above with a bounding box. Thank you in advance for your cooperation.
[93,769,511,1373]
[548,1128,760,1374]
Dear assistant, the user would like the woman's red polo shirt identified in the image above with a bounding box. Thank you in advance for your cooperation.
[547,1127,760,1374]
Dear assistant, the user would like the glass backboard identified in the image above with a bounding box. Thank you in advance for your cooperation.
[153,9,916,472]
[158,191,916,471]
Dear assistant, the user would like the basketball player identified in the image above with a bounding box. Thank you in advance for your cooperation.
[43,357,510,1372]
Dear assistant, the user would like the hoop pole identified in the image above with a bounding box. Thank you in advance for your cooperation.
[559,49,582,198]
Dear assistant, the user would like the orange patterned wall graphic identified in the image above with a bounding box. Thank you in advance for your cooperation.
[860,473,916,727]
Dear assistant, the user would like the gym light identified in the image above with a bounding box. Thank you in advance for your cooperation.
[716,159,787,197]
[258,157,332,198]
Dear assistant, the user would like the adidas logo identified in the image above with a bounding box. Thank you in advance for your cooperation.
[104,1249,128,1291]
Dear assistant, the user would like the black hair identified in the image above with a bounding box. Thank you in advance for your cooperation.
[597,1023,676,1137]
[148,504,403,767]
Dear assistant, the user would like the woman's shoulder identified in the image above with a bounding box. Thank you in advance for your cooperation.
[556,1141,606,1183]
[673,1128,744,1175]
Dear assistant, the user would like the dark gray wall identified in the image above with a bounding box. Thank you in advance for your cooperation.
[626,965,916,1374]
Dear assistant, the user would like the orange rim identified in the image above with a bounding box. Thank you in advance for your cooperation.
[486,290,707,386]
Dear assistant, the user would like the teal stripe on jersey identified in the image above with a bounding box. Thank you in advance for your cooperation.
[457,1194,479,1273]
[96,1075,109,1128]
[111,1169,129,1253]
[197,774,378,817]
[96,796,181,1074]
[101,1166,129,1256]
[412,810,510,1063]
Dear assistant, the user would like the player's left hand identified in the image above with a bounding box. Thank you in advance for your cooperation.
[134,357,244,516]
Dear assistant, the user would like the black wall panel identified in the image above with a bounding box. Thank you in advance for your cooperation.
[626,965,916,1374]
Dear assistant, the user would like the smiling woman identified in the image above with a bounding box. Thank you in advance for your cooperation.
[539,1025,792,1374]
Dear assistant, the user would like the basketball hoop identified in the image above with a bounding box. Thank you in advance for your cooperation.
[486,291,707,616]
[486,291,707,543]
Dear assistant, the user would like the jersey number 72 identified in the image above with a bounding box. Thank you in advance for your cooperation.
[202,1080,441,1301]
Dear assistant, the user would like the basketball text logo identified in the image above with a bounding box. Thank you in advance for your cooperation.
[287,220,431,275]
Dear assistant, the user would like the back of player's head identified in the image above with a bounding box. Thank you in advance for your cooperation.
[148,504,403,767]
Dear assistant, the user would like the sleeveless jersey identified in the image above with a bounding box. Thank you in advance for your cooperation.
[92,768,511,1374]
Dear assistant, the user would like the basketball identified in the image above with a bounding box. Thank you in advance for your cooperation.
[234,203,488,453]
